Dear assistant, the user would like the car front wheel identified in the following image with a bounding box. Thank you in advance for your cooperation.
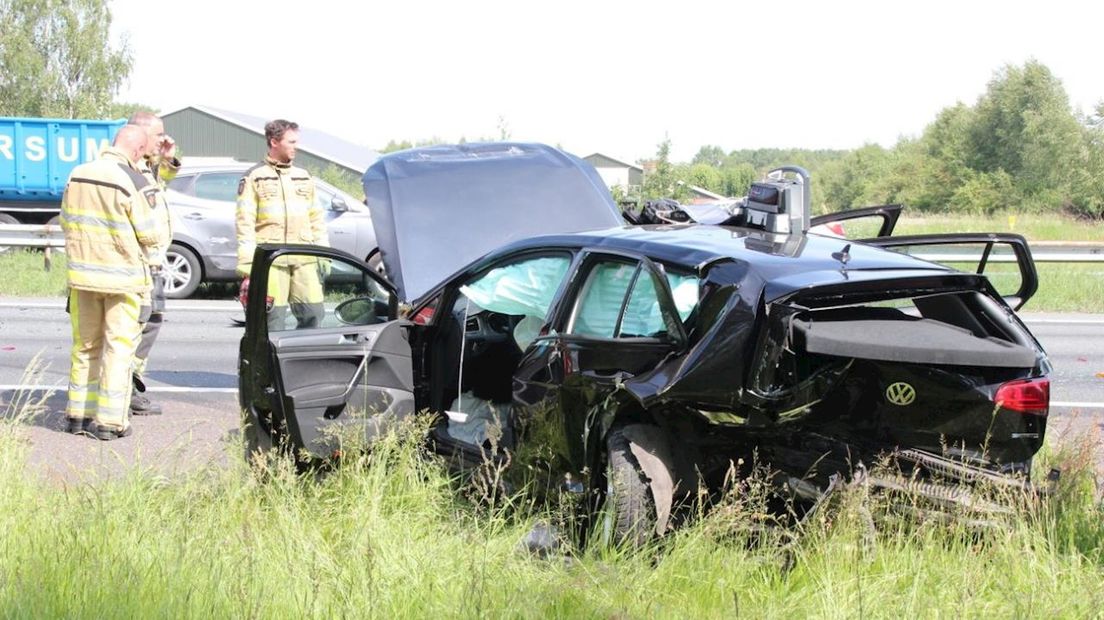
[164,243,202,299]
[602,426,660,548]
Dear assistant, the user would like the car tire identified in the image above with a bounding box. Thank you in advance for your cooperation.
[602,426,659,548]
[366,248,386,276]
[163,243,202,299]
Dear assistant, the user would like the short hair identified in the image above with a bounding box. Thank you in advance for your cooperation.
[264,119,299,146]
[128,110,160,127]
[113,124,147,150]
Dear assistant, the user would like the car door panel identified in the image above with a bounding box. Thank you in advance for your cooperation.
[270,321,415,457]
[239,244,408,462]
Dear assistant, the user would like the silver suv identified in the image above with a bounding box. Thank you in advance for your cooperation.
[164,161,377,298]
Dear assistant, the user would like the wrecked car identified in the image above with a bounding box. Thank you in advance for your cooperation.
[238,144,1050,545]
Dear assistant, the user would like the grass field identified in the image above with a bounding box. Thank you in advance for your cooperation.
[1,404,1101,617]
[893,213,1104,241]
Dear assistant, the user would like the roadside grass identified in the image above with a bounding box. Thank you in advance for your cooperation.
[893,212,1104,241]
[0,249,67,297]
[1,405,1102,617]
[0,250,237,299]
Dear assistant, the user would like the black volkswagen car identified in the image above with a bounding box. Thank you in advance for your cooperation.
[238,143,1049,544]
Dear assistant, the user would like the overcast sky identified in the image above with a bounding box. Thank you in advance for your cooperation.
[111,0,1101,163]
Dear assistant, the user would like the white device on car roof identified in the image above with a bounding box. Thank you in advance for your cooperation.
[743,166,811,235]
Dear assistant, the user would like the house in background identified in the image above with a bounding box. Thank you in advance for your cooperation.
[583,152,728,204]
[160,105,380,179]
[584,152,644,196]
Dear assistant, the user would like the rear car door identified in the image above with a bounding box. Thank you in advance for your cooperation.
[862,233,1039,310]
[238,244,413,462]
[169,171,241,271]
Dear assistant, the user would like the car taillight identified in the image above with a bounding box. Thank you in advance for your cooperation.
[994,378,1049,416]
[412,306,435,325]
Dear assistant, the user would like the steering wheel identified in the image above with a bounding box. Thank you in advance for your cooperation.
[464,310,514,352]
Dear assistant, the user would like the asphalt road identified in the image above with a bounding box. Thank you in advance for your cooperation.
[1,297,1102,481]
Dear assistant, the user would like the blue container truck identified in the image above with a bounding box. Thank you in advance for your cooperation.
[0,116,127,224]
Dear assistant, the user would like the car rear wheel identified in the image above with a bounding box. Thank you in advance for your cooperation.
[164,243,202,299]
[601,426,659,548]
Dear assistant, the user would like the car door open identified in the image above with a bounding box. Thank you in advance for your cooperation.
[238,244,413,462]
[810,204,903,239]
[861,233,1039,310]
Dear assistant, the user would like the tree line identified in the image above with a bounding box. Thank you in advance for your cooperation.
[669,61,1104,219]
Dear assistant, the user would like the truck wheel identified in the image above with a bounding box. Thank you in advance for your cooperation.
[602,426,659,548]
[164,243,202,299]
[0,213,18,254]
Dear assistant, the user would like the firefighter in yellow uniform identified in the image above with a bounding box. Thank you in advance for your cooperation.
[60,125,160,440]
[127,112,182,416]
[235,119,328,332]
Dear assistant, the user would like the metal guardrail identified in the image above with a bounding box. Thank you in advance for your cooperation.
[0,223,64,248]
[0,224,63,270]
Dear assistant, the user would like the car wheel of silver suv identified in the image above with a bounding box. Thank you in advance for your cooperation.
[164,243,202,299]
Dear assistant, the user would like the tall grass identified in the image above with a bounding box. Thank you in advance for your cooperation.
[1,403,1102,617]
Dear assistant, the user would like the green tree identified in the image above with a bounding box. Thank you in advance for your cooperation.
[685,163,723,194]
[817,144,892,211]
[720,163,757,198]
[0,0,133,118]
[691,145,726,168]
[967,61,1084,198]
[641,137,688,200]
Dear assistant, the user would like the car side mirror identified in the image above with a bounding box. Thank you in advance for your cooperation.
[334,297,378,325]
[331,197,349,213]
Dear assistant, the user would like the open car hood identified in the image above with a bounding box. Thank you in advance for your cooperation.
[362,142,624,302]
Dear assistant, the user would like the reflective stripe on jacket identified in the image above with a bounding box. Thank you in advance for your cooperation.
[60,147,160,294]
[235,157,327,276]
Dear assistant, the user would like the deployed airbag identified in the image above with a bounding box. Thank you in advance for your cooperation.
[794,317,1037,368]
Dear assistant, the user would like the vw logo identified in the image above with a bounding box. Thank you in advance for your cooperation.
[885,382,916,406]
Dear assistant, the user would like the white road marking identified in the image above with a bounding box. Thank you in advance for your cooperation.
[1052,401,1104,409]
[1022,318,1104,325]
[0,384,237,394]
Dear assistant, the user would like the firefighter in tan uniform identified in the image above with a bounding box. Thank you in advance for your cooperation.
[60,125,160,440]
[236,119,328,332]
[127,111,182,416]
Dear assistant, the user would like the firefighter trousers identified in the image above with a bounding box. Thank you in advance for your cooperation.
[134,272,166,380]
[66,289,142,430]
[267,260,324,332]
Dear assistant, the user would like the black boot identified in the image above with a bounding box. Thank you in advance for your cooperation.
[130,390,162,416]
[92,423,133,441]
[65,417,94,435]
